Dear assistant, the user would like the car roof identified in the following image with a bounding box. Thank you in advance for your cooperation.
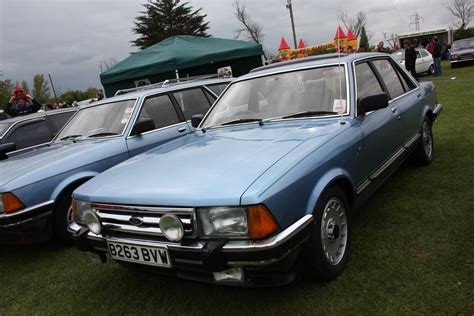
[101,77,233,105]
[0,108,77,125]
[240,53,386,79]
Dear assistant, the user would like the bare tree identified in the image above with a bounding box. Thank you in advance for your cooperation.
[446,0,473,28]
[99,57,119,73]
[339,11,367,38]
[233,1,264,45]
[383,32,398,48]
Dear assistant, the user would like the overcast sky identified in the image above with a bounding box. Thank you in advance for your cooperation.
[0,0,453,93]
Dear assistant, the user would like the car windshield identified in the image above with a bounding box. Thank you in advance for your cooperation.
[55,99,136,142]
[0,122,11,137]
[452,39,474,50]
[201,65,347,128]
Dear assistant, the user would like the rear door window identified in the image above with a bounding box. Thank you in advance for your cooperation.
[372,59,405,99]
[172,88,212,120]
[135,95,180,131]
[5,120,52,149]
[355,62,384,101]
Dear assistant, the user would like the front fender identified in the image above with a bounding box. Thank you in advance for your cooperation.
[305,168,354,216]
[50,171,99,201]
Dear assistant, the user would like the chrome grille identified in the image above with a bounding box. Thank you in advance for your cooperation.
[92,204,195,238]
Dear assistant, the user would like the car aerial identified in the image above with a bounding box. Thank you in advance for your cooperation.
[70,53,442,286]
[0,108,77,158]
[391,48,434,75]
[450,37,474,68]
[0,77,231,245]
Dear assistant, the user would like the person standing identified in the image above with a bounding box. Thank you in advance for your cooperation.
[4,87,42,117]
[432,36,442,76]
[404,40,418,79]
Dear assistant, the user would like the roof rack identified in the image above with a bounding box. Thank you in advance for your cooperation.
[250,53,348,73]
[114,73,232,96]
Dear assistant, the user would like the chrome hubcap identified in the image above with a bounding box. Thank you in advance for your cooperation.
[320,198,348,266]
[423,121,432,158]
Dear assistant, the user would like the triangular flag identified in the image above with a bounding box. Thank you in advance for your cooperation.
[347,29,357,41]
[298,39,306,49]
[278,37,291,50]
[334,26,347,39]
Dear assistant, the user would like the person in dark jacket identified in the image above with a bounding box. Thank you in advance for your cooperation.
[4,87,42,117]
[432,36,442,76]
[404,40,418,78]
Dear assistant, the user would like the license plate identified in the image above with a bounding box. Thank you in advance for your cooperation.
[107,240,172,268]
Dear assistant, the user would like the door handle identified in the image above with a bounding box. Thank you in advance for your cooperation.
[390,106,398,113]
[177,127,187,133]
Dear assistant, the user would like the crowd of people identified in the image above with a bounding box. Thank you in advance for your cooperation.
[0,88,106,120]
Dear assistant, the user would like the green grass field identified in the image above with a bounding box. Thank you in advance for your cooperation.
[1,62,473,315]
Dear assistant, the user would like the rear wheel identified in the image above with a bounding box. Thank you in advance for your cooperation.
[412,117,434,166]
[428,64,434,75]
[305,186,351,281]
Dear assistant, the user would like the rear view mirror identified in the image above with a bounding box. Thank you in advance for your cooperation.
[191,114,204,128]
[131,119,155,136]
[0,142,16,160]
[358,92,389,116]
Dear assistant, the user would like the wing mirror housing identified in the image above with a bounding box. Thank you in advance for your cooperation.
[0,142,16,160]
[191,114,204,128]
[358,92,389,116]
[131,119,155,136]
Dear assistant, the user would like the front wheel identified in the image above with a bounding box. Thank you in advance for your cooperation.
[53,189,75,244]
[412,117,434,166]
[305,186,351,281]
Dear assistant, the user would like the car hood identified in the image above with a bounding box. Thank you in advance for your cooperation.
[74,120,347,206]
[0,138,126,189]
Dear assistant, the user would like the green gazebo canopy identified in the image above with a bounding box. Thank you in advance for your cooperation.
[100,35,264,92]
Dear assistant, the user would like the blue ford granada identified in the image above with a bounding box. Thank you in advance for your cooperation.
[0,78,231,245]
[70,53,442,286]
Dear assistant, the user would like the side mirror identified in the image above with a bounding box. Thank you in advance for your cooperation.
[131,119,155,136]
[358,92,389,116]
[0,142,16,160]
[191,114,204,128]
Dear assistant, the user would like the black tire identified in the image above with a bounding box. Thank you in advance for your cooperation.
[428,64,434,75]
[451,63,456,69]
[412,117,434,166]
[305,186,351,282]
[53,188,75,244]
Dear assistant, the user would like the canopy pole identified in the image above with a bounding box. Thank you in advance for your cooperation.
[175,70,180,82]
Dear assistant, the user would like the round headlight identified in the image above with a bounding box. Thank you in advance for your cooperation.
[84,209,102,235]
[159,214,184,242]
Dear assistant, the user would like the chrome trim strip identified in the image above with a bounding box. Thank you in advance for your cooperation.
[356,179,372,195]
[126,121,187,139]
[370,147,406,180]
[0,211,52,228]
[0,200,54,219]
[93,204,194,214]
[404,133,421,149]
[222,215,314,252]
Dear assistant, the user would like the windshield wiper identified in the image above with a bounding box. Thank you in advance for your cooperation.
[279,111,338,119]
[219,118,263,126]
[59,134,82,141]
[85,132,119,138]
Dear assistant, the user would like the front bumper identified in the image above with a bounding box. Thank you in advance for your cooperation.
[69,215,314,286]
[433,103,443,121]
[0,200,54,245]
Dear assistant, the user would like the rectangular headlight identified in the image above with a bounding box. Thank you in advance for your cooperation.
[72,200,92,225]
[198,207,248,238]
